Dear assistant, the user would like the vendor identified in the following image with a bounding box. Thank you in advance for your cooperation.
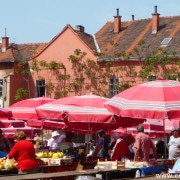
[7,131,39,174]
[47,131,60,150]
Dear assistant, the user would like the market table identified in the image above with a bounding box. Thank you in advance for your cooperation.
[40,163,78,173]
[139,165,167,176]
[0,168,136,180]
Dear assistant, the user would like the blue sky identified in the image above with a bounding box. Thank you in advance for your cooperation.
[0,0,179,44]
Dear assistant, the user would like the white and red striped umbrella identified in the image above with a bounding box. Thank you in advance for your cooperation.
[9,97,55,120]
[36,94,144,132]
[104,79,180,120]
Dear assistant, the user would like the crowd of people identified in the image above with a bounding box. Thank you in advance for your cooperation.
[0,124,180,175]
[87,124,180,163]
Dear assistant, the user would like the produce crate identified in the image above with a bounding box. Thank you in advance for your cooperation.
[48,158,73,166]
[97,159,125,170]
[37,158,49,165]
[48,158,61,165]
[61,158,73,165]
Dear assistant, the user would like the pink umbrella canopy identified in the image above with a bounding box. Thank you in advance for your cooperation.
[0,119,25,128]
[36,94,116,122]
[104,79,180,120]
[9,97,55,120]
[27,119,66,130]
[36,94,144,132]
[0,108,13,120]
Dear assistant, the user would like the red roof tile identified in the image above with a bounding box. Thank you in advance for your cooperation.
[95,16,180,58]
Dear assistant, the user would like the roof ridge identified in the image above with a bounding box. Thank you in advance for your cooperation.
[17,42,47,45]
[107,15,180,24]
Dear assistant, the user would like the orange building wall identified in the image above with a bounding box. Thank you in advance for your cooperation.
[30,28,97,98]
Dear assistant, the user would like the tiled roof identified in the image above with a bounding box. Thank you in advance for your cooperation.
[75,30,97,52]
[0,43,47,63]
[95,16,180,59]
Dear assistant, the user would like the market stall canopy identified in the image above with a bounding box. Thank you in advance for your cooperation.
[36,94,144,132]
[104,79,180,120]
[0,108,13,120]
[0,119,25,128]
[27,119,66,129]
[2,127,41,139]
[9,97,55,120]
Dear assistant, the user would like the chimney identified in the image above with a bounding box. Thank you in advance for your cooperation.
[114,8,121,33]
[152,5,160,34]
[132,15,135,21]
[2,28,9,52]
[75,25,85,33]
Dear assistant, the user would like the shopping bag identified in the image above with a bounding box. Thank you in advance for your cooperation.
[4,158,16,170]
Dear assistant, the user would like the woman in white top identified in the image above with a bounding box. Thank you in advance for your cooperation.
[47,131,60,150]
[168,127,180,160]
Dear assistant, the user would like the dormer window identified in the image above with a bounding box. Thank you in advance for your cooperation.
[160,38,172,47]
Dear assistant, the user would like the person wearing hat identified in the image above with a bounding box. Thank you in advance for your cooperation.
[47,131,60,151]
[133,124,157,162]
[168,127,180,160]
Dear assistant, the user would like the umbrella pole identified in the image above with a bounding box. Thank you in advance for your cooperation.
[163,118,167,159]
[41,119,44,149]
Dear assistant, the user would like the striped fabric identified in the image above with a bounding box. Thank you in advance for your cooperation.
[104,79,180,120]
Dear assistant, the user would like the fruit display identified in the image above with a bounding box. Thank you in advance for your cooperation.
[36,151,74,166]
[125,161,148,168]
[36,151,63,158]
[0,157,18,170]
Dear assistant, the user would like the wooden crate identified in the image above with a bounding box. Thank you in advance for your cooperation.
[97,159,125,170]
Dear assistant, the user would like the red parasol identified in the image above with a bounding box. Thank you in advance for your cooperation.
[0,119,25,128]
[27,119,66,130]
[104,79,180,120]
[36,94,144,132]
[9,97,55,120]
[0,108,13,120]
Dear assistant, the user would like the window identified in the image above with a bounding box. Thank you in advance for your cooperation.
[109,78,119,97]
[36,80,45,97]
[0,79,3,97]
[160,38,172,46]
[148,75,157,81]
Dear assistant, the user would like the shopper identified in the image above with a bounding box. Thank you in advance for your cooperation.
[93,129,110,158]
[7,131,39,174]
[133,124,157,162]
[0,129,12,156]
[111,134,135,161]
[109,132,123,158]
[168,127,180,160]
